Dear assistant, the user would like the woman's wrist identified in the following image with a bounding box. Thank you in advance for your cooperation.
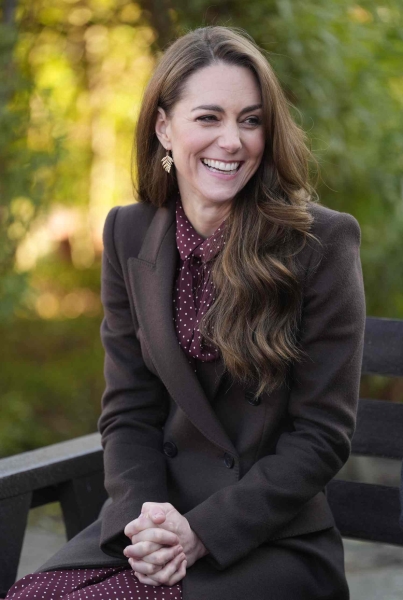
[191,529,209,560]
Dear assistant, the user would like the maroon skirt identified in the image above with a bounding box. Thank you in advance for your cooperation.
[6,567,182,599]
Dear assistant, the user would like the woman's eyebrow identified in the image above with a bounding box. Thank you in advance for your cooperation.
[191,103,262,115]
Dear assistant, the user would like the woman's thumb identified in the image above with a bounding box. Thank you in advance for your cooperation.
[151,510,166,521]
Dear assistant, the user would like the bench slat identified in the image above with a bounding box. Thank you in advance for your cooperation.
[352,398,403,459]
[0,433,103,501]
[327,479,403,545]
[362,317,403,377]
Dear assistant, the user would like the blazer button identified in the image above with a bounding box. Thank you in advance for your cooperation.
[245,391,261,406]
[223,453,235,469]
[163,441,178,458]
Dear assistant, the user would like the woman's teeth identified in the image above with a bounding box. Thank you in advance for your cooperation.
[201,158,240,173]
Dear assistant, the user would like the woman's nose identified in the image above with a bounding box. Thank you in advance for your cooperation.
[217,124,242,153]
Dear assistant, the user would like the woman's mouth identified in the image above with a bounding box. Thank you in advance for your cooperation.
[200,158,243,178]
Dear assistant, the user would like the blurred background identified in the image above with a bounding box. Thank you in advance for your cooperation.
[1,0,403,460]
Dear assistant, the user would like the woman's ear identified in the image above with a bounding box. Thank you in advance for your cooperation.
[155,107,171,149]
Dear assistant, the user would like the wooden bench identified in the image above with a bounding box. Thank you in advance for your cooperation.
[1,316,403,597]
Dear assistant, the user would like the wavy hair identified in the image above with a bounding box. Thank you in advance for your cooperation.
[133,25,320,398]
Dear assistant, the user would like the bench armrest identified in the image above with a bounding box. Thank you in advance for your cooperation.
[0,433,107,597]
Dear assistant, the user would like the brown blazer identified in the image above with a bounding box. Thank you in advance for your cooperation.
[37,197,366,598]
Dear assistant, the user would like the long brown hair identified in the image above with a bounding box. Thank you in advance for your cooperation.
[133,26,320,397]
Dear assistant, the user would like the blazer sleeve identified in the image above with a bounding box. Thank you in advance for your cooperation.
[98,206,170,559]
[183,211,366,570]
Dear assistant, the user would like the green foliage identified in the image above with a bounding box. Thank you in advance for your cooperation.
[0,0,154,319]
[0,19,60,318]
[0,316,104,457]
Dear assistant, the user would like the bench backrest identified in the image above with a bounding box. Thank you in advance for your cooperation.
[327,316,403,545]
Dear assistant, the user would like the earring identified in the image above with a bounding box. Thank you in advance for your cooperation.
[161,149,174,173]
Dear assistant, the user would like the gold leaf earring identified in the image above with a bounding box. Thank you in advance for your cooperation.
[161,149,174,173]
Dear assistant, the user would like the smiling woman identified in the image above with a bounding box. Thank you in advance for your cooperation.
[6,25,365,600]
[154,62,265,235]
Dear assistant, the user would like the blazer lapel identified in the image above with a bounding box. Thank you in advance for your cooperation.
[195,357,227,403]
[127,199,237,457]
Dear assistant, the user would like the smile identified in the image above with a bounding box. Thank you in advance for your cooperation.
[201,158,243,174]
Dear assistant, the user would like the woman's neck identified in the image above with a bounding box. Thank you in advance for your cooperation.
[179,195,232,238]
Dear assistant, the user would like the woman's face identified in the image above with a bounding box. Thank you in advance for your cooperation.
[156,62,265,209]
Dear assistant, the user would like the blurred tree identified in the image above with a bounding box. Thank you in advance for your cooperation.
[1,0,157,319]
[0,0,59,319]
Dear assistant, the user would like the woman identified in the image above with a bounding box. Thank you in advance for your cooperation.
[7,25,366,600]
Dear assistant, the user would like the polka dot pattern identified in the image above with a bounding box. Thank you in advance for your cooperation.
[6,566,182,599]
[173,196,227,368]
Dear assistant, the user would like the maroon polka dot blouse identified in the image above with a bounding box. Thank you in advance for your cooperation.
[6,566,182,599]
[173,196,227,368]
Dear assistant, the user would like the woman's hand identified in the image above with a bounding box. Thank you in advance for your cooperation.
[123,502,208,585]
[124,509,186,586]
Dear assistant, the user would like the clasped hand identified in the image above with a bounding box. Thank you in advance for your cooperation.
[123,502,208,586]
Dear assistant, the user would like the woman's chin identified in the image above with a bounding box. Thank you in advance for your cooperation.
[194,181,240,204]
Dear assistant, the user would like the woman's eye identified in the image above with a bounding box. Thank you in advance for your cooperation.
[245,117,261,126]
[196,115,218,122]
[196,115,261,126]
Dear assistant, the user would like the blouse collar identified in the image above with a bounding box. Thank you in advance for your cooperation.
[175,196,227,264]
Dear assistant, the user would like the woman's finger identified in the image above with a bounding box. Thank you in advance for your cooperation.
[124,540,164,559]
[143,544,184,566]
[133,551,185,585]
[134,559,187,586]
[124,529,179,561]
[165,558,187,586]
[145,551,186,585]
[141,504,167,523]
[128,544,183,575]
[129,557,163,576]
[131,526,179,547]
[134,571,161,586]
[125,510,168,538]
[132,552,184,586]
